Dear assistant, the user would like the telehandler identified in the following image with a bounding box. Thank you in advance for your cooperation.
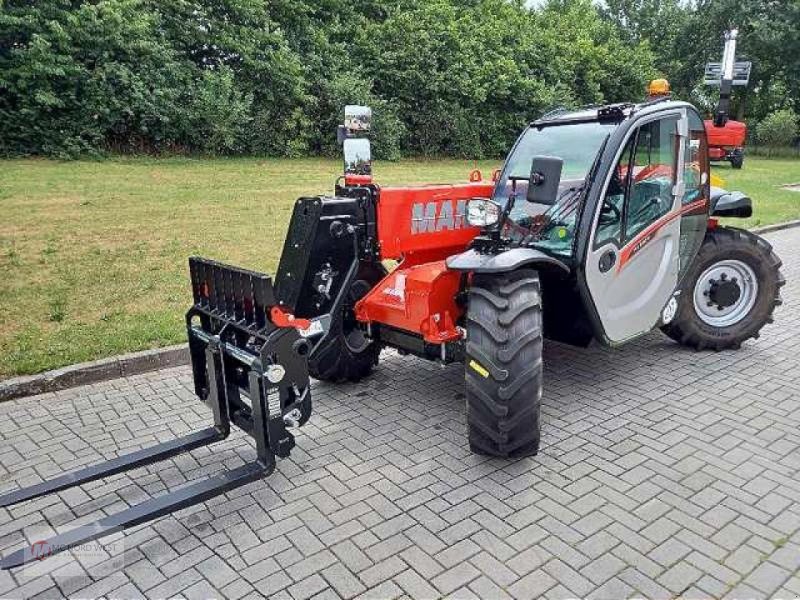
[703,28,751,169]
[0,93,784,568]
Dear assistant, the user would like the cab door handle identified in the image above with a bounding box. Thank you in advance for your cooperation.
[599,250,616,273]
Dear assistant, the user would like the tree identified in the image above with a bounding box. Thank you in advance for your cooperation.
[601,0,691,85]
[603,0,800,124]
[6,0,792,159]
[757,109,798,148]
[0,0,192,156]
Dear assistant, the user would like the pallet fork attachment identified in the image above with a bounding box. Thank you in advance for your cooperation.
[0,258,312,569]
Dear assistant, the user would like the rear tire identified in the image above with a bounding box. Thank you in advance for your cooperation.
[465,269,543,458]
[308,264,384,382]
[661,227,784,350]
[730,152,744,169]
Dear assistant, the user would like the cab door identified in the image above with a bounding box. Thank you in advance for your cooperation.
[584,110,703,344]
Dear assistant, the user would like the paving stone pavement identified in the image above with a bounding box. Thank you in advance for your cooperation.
[0,228,798,600]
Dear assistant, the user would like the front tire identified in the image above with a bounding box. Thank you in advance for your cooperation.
[661,227,784,350]
[308,264,384,382]
[730,150,744,169]
[465,269,543,458]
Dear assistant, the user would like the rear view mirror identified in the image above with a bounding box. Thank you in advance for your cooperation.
[527,156,563,205]
[343,138,372,177]
[344,105,372,134]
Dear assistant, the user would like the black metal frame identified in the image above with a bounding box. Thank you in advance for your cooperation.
[274,192,379,317]
[0,258,311,570]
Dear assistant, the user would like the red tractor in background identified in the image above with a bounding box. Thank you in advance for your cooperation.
[703,28,752,169]
[0,99,785,568]
[705,119,746,169]
[650,30,750,170]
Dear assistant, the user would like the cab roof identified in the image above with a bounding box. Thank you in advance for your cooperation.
[531,97,687,128]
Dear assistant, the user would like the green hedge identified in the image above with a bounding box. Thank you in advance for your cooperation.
[0,0,654,159]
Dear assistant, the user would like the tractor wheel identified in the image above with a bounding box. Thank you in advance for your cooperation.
[730,151,744,169]
[661,227,784,351]
[464,269,543,458]
[308,264,384,383]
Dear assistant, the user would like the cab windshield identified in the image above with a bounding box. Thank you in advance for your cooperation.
[493,120,617,257]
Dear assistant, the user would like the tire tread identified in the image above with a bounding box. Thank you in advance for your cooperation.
[661,227,783,351]
[465,270,543,458]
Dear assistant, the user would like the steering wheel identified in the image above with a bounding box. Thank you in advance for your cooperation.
[599,199,622,225]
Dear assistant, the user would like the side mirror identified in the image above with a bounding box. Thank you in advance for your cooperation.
[343,138,372,178]
[344,105,372,134]
[526,156,563,205]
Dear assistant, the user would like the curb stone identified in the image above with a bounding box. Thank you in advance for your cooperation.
[751,219,800,235]
[1,221,798,403]
[0,345,189,403]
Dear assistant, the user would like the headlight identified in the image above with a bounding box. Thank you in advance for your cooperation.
[466,198,501,227]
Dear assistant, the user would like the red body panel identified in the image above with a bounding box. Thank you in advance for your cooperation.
[708,147,727,160]
[345,174,374,186]
[376,182,493,261]
[704,119,747,149]
[356,177,494,341]
[355,260,463,343]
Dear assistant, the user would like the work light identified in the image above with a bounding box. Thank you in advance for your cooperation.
[466,198,501,227]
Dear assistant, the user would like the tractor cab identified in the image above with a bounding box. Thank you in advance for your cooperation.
[454,99,722,344]
[489,109,619,259]
[478,100,712,264]
[456,96,762,348]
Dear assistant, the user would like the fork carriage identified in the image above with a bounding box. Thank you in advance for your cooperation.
[0,257,311,569]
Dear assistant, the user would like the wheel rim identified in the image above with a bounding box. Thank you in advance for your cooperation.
[693,259,758,327]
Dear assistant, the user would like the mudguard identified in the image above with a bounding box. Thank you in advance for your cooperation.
[446,247,570,274]
[710,187,752,218]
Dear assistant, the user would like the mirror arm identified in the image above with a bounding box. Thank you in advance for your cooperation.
[495,193,517,235]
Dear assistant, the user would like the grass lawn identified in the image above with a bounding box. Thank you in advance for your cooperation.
[711,158,800,229]
[1,155,798,379]
[0,157,497,378]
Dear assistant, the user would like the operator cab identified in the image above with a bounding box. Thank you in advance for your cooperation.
[490,106,625,260]
[487,99,712,267]
[468,98,722,345]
